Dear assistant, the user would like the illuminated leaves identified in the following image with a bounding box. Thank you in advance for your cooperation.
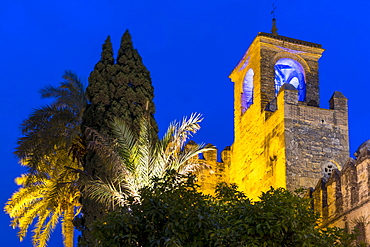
[5,71,86,247]
[90,174,358,247]
[82,113,214,208]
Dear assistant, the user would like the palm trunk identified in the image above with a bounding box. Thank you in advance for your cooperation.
[62,205,75,247]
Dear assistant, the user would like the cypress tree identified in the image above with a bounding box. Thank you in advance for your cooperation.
[84,30,157,139]
[78,36,116,246]
[114,30,157,135]
[79,31,158,246]
[84,35,115,137]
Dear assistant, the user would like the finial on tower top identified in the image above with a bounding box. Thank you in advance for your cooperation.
[271,4,278,36]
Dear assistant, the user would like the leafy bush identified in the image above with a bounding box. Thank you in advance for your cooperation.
[88,171,359,247]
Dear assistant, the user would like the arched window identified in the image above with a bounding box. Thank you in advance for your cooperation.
[274,58,306,101]
[241,68,254,114]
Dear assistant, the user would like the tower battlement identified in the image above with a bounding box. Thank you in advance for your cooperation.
[188,143,230,195]
[195,31,369,243]
[226,33,349,199]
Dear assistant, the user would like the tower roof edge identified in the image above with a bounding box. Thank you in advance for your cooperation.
[258,32,323,49]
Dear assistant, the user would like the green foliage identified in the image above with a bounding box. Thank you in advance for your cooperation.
[89,172,358,247]
[5,152,80,247]
[82,113,213,208]
[211,187,352,247]
[84,36,115,135]
[115,30,157,136]
[81,30,158,244]
[15,71,86,172]
[89,171,213,247]
[84,30,157,139]
[6,71,86,247]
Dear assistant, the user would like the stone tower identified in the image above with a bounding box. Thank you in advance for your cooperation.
[228,32,349,200]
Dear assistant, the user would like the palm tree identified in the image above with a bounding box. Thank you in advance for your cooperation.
[15,71,86,171]
[5,71,86,247]
[5,151,81,247]
[82,113,214,208]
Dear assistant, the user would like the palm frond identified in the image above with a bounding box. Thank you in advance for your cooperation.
[40,71,86,115]
[85,127,127,175]
[161,113,203,158]
[6,71,86,247]
[31,210,50,245]
[83,113,214,208]
[169,143,215,173]
[81,176,131,208]
[110,117,138,173]
[16,198,48,240]
[5,183,45,219]
[33,209,60,247]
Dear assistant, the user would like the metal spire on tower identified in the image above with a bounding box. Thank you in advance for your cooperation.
[271,4,278,35]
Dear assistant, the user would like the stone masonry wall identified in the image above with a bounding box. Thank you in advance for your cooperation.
[200,31,368,244]
[310,141,370,245]
[284,90,349,190]
[258,33,323,109]
[227,33,331,200]
[196,146,230,195]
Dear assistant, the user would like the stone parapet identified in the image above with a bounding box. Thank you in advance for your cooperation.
[194,144,231,195]
[309,142,370,245]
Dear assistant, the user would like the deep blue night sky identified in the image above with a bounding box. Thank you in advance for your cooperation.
[2,1,370,246]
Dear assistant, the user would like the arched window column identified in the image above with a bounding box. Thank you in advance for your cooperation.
[274,58,306,101]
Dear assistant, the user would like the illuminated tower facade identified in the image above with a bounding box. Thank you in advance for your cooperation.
[229,32,349,199]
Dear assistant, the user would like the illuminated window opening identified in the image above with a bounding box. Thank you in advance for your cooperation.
[274,58,306,101]
[241,68,254,114]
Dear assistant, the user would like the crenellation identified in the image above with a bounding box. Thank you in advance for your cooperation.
[313,178,327,217]
[357,160,368,202]
[227,32,348,198]
[203,145,217,163]
[196,31,369,243]
[329,91,348,110]
[326,169,342,220]
[309,149,370,244]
